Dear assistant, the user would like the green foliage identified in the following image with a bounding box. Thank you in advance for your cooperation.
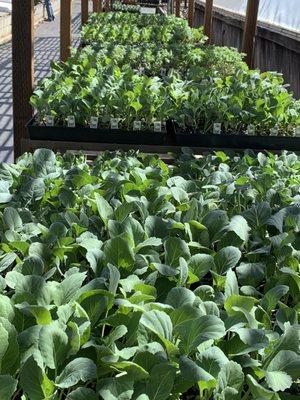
[30,11,300,135]
[0,149,300,398]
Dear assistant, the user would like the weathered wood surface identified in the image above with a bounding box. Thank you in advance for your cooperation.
[60,0,72,62]
[195,2,300,98]
[242,0,260,68]
[12,0,34,160]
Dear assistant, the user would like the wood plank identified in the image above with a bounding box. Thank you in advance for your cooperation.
[81,0,89,25]
[93,0,100,12]
[12,0,34,160]
[204,0,213,43]
[242,0,260,68]
[175,0,180,17]
[188,0,195,27]
[23,139,289,156]
[60,0,72,61]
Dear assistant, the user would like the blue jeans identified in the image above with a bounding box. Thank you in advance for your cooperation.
[45,0,55,21]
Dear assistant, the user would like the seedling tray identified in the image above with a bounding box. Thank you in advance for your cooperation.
[174,126,300,151]
[27,118,165,145]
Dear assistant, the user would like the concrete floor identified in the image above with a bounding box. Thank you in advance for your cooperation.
[0,0,81,163]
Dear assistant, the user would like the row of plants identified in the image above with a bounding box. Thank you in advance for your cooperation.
[81,13,205,45]
[0,148,299,399]
[30,11,300,141]
[112,1,142,14]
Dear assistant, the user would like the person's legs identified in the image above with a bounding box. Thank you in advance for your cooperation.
[45,0,55,21]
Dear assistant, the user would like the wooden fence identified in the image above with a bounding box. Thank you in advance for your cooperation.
[194,1,300,98]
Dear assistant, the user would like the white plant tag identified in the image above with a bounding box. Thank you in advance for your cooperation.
[133,120,142,131]
[67,116,75,128]
[213,123,222,135]
[45,115,54,127]
[294,126,300,136]
[154,121,162,132]
[110,118,119,130]
[270,126,278,136]
[139,67,145,75]
[247,124,255,136]
[90,116,98,129]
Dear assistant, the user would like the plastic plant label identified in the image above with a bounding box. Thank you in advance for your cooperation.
[247,125,256,136]
[67,116,75,128]
[110,118,119,130]
[270,126,278,136]
[133,120,142,131]
[153,121,162,132]
[45,115,54,127]
[139,67,145,75]
[295,126,300,136]
[90,116,98,129]
[213,123,222,135]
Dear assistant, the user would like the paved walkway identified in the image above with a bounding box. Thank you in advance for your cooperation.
[0,0,82,163]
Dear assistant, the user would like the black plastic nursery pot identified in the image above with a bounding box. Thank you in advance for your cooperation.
[174,126,300,151]
[27,118,165,145]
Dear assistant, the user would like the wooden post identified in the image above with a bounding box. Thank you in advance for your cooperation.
[60,0,72,61]
[12,0,34,159]
[175,0,180,17]
[204,0,213,43]
[81,0,89,25]
[242,0,260,68]
[188,0,195,27]
[93,0,100,12]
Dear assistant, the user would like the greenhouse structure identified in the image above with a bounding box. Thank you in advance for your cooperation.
[0,0,299,399]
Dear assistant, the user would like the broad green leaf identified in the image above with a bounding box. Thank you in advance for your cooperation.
[0,375,18,400]
[95,193,113,226]
[78,289,114,326]
[188,254,214,279]
[267,350,300,380]
[247,375,280,400]
[166,287,195,308]
[243,202,271,228]
[203,210,229,243]
[214,247,241,275]
[236,262,265,287]
[39,323,69,370]
[104,236,135,270]
[98,376,134,400]
[140,310,173,342]
[224,295,257,316]
[55,357,97,388]
[261,285,289,312]
[0,253,17,273]
[176,315,225,354]
[179,355,214,382]
[216,361,244,396]
[225,269,239,299]
[0,294,14,321]
[146,363,176,400]
[164,237,190,267]
[20,356,54,400]
[3,207,22,231]
[66,388,97,400]
[265,371,292,392]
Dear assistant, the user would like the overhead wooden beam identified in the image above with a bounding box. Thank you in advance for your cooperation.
[81,0,89,25]
[242,0,260,68]
[93,0,100,12]
[188,0,195,27]
[60,0,72,61]
[175,0,180,17]
[12,0,34,159]
[204,0,213,43]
